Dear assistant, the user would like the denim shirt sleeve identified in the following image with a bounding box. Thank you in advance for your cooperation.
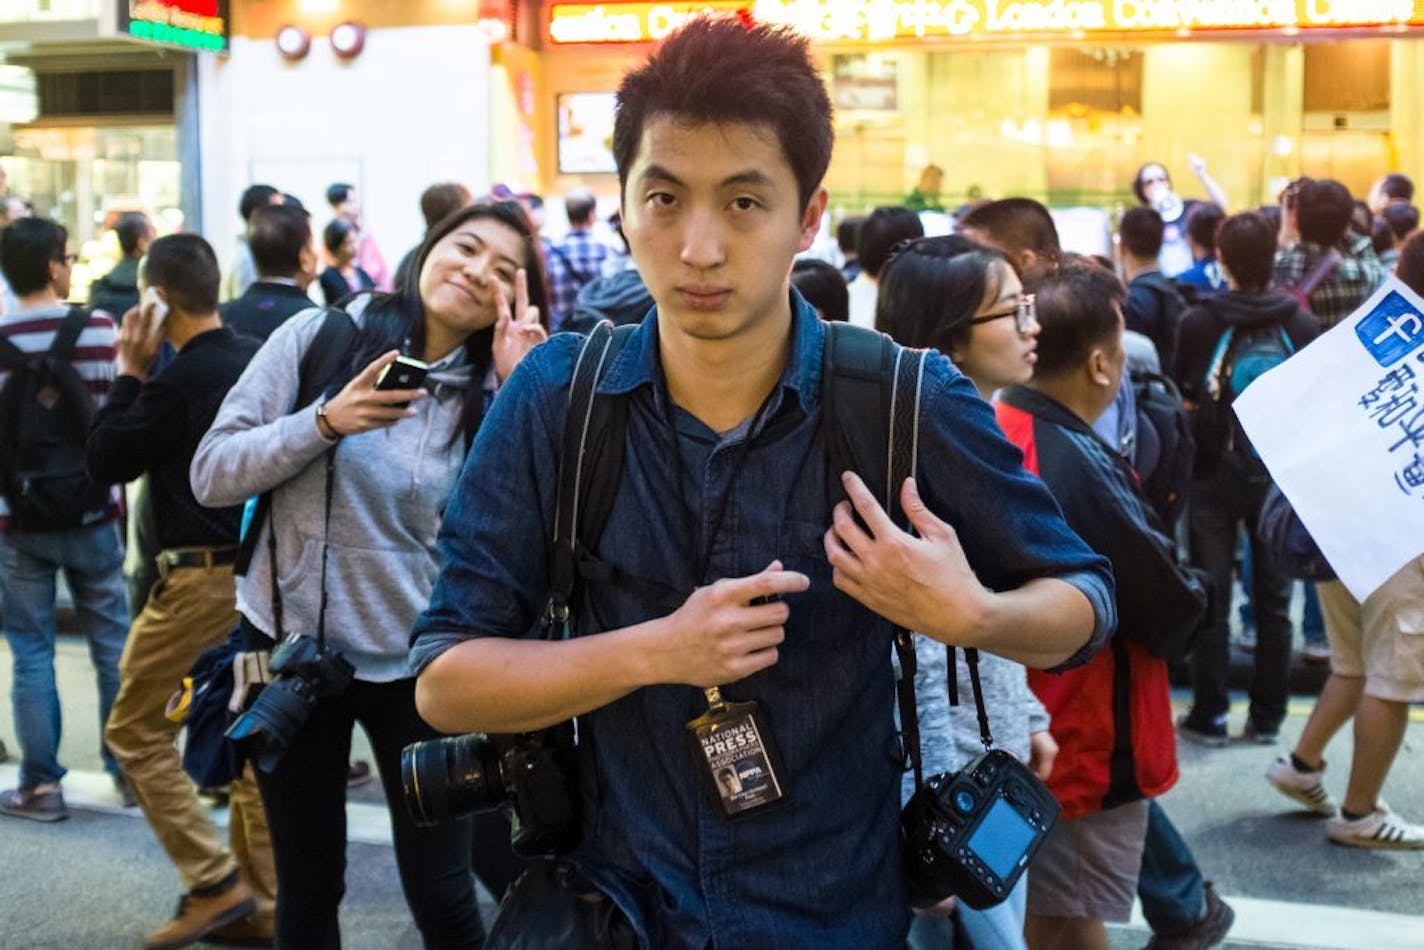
[407,335,578,675]
[911,355,1116,671]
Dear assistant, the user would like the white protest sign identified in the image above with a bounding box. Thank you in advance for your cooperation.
[1234,276,1424,601]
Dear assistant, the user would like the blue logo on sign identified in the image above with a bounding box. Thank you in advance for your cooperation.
[1357,291,1424,367]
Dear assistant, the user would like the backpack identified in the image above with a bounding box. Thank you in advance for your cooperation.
[0,307,113,532]
[167,628,243,789]
[1256,484,1336,582]
[233,308,358,575]
[1129,371,1194,531]
[1276,249,1341,318]
[1198,322,1294,479]
[546,319,927,625]
[1132,272,1187,368]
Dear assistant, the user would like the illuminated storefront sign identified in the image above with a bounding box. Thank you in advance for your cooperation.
[118,0,230,53]
[547,0,1424,42]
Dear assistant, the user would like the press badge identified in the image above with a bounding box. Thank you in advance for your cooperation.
[687,687,785,818]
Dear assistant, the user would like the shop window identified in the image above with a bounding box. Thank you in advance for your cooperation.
[1303,42,1389,114]
[1046,49,1144,205]
[37,69,174,118]
[1049,49,1142,114]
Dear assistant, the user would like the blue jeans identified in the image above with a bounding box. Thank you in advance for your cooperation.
[0,521,129,788]
[1138,799,1205,934]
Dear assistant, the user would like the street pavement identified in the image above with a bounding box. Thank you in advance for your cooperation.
[1,636,1422,949]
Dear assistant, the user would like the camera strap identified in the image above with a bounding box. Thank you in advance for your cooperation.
[946,647,995,751]
[877,344,930,791]
[263,445,338,651]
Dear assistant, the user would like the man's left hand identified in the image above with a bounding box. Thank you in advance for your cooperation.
[824,472,994,646]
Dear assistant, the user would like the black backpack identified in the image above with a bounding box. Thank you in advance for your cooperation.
[1195,322,1294,481]
[546,319,927,624]
[1129,371,1194,531]
[1133,272,1188,368]
[0,308,113,532]
[1256,484,1336,582]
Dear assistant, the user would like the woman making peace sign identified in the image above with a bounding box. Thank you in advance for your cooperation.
[193,200,549,947]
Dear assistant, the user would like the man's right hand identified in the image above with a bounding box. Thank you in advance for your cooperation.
[648,561,810,688]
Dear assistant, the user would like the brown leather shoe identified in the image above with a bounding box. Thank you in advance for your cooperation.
[0,784,68,822]
[145,879,256,950]
[200,913,274,947]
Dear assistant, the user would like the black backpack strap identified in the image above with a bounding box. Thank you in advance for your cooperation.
[822,321,901,514]
[822,321,935,786]
[0,329,27,371]
[49,307,91,361]
[234,307,359,576]
[547,322,634,631]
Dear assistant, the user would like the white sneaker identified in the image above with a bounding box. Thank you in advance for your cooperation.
[1266,756,1336,815]
[1328,805,1424,850]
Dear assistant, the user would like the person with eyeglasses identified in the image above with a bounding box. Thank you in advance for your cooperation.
[1132,156,1230,278]
[875,234,1052,950]
[0,216,130,823]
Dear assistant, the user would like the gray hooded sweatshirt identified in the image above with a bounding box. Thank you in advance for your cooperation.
[191,301,477,681]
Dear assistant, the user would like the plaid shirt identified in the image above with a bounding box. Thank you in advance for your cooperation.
[544,229,610,332]
[1273,235,1386,329]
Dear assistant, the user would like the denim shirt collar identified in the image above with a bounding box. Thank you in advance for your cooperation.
[597,289,825,423]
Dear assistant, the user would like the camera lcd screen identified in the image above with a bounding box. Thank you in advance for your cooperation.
[967,797,1037,881]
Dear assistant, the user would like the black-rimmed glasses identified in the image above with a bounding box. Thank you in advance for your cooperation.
[968,293,1036,334]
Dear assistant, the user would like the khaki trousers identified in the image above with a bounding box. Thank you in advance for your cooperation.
[105,561,276,921]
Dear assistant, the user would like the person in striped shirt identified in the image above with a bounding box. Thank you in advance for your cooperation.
[0,216,129,823]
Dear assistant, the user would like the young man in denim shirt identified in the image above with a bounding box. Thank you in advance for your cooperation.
[411,18,1115,948]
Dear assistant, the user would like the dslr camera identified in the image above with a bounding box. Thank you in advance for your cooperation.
[226,634,355,772]
[901,748,1060,910]
[401,722,580,857]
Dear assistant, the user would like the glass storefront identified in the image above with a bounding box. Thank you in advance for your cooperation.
[820,38,1414,217]
[5,123,181,301]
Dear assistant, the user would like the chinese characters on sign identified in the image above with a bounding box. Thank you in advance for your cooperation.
[1235,278,1424,600]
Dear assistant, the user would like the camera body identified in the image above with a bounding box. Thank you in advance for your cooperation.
[402,722,580,857]
[901,748,1060,910]
[226,634,355,772]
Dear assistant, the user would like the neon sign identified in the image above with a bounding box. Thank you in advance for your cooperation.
[546,0,1424,42]
[118,0,230,53]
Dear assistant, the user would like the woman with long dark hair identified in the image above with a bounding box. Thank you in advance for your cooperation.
[192,201,548,947]
[875,235,1049,950]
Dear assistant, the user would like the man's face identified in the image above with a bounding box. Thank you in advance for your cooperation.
[1097,308,1128,418]
[52,247,73,301]
[621,116,825,344]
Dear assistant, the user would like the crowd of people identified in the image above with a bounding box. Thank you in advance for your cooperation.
[0,14,1421,950]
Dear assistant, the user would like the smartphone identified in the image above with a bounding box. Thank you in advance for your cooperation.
[375,355,429,408]
[142,287,168,334]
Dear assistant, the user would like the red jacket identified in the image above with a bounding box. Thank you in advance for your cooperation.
[996,387,1205,820]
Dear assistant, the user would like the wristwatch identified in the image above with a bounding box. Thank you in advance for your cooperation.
[315,402,342,442]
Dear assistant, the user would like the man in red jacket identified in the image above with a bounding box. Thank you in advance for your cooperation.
[995,263,1209,949]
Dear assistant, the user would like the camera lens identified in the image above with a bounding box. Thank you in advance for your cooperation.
[401,734,506,827]
[225,676,320,773]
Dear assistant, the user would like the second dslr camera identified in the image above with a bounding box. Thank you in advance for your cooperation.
[226,633,354,772]
[901,748,1060,910]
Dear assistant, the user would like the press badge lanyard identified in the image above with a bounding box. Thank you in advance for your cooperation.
[664,390,789,818]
